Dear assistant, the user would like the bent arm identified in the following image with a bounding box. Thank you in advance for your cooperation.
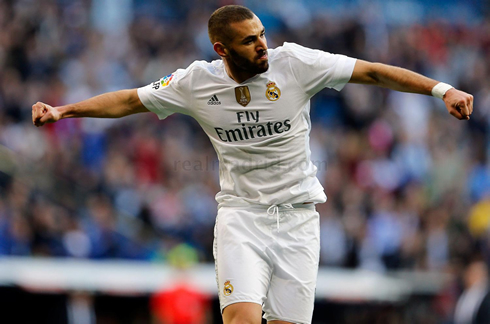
[32,89,149,126]
[349,60,474,120]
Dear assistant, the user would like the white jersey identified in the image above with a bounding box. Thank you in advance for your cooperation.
[137,42,356,208]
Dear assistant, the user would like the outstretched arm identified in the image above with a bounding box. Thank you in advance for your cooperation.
[32,89,149,127]
[349,60,474,120]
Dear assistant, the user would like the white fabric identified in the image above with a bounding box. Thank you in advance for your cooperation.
[138,42,356,208]
[213,205,319,324]
[267,203,293,230]
[454,284,488,324]
[431,82,454,99]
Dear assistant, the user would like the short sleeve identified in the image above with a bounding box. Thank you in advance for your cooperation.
[137,69,191,120]
[283,42,357,95]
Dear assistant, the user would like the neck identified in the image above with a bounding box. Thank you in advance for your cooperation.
[224,60,256,84]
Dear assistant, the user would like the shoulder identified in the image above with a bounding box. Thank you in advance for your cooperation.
[269,42,355,72]
[269,42,328,60]
[154,59,223,92]
[176,59,224,80]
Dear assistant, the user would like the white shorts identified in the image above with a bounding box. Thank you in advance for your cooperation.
[213,204,320,324]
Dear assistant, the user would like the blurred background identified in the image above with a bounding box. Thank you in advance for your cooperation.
[1,0,490,323]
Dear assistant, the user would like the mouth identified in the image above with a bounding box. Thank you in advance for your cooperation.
[258,52,268,61]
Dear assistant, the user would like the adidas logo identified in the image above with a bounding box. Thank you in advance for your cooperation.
[207,95,221,105]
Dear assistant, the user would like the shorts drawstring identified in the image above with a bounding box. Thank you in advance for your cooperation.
[267,204,293,231]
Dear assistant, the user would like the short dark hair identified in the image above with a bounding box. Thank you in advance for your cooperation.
[208,5,255,44]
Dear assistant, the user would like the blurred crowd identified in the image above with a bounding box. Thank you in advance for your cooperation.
[1,0,490,285]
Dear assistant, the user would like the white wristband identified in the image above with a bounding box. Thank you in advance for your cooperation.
[431,82,454,99]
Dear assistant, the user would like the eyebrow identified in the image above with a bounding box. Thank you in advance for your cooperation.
[241,28,265,43]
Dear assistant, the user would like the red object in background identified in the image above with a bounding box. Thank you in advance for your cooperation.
[151,284,211,324]
[134,134,161,185]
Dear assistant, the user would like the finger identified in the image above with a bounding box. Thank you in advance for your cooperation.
[468,95,474,114]
[457,101,470,117]
[33,117,44,127]
[32,102,40,120]
[39,111,52,124]
[32,102,45,123]
[32,105,40,125]
[449,109,465,120]
[32,104,37,124]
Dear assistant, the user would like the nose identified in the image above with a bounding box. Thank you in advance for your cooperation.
[257,37,267,51]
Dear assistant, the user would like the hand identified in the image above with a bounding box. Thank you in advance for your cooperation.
[443,89,474,120]
[32,102,61,127]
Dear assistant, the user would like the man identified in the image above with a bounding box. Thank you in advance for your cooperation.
[454,260,490,324]
[32,5,473,324]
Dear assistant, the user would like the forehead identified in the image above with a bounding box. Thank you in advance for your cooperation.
[229,15,264,41]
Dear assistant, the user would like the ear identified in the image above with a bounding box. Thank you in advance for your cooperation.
[213,42,228,58]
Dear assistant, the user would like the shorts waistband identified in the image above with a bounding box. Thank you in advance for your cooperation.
[219,202,315,211]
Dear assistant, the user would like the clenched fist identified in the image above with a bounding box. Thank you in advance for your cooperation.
[443,89,474,120]
[32,102,61,127]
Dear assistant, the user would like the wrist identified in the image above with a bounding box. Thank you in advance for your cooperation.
[56,105,71,119]
[431,82,454,99]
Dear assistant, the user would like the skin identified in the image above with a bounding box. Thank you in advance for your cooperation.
[32,89,148,126]
[32,16,473,126]
[350,60,474,120]
[31,12,474,324]
[464,261,488,289]
[213,15,269,84]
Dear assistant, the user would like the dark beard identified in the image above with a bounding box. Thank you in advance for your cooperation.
[229,48,269,75]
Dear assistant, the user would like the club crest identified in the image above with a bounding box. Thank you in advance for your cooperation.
[223,280,234,296]
[266,81,281,101]
[235,86,251,107]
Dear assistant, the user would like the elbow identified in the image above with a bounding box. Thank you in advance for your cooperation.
[351,60,382,85]
[366,63,382,85]
[122,89,145,115]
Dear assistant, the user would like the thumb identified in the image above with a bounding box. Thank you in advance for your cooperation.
[32,101,48,126]
[449,106,469,120]
[38,105,60,124]
[39,111,52,124]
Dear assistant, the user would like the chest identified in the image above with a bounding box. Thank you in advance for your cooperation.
[192,77,306,130]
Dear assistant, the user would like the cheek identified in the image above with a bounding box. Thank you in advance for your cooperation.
[231,48,254,63]
[238,47,255,59]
